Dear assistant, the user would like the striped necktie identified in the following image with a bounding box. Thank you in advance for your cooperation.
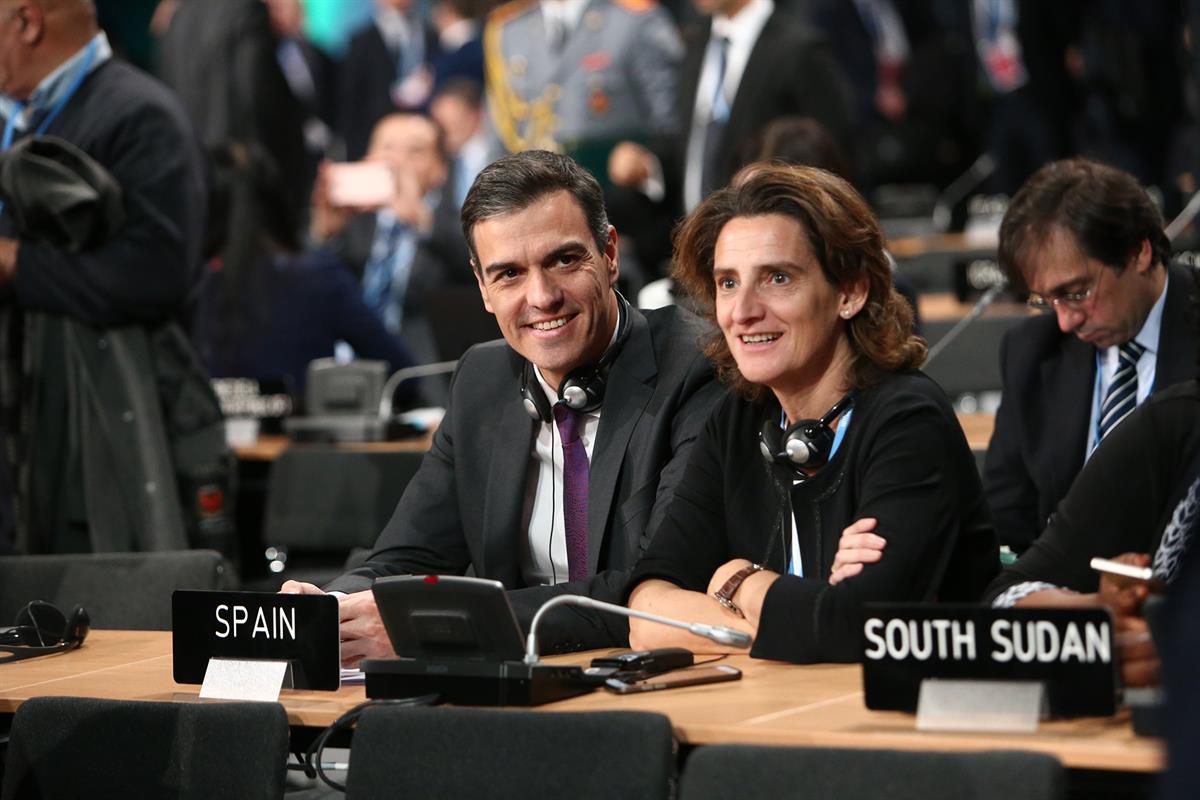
[1098,340,1146,440]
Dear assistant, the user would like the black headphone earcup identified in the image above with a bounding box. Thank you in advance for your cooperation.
[520,362,553,423]
[759,418,782,466]
[560,366,605,412]
[15,600,68,645]
[67,606,90,644]
[786,423,835,468]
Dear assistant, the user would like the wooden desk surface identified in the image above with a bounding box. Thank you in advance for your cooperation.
[0,631,1161,773]
[919,292,1032,323]
[234,434,434,462]
[887,231,999,261]
[957,411,994,452]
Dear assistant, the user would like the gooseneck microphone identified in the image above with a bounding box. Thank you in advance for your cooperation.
[523,594,754,665]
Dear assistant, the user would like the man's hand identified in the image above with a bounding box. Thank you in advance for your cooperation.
[308,161,354,242]
[336,590,395,668]
[1097,552,1160,687]
[829,517,885,586]
[279,581,393,668]
[279,580,325,595]
[0,237,18,289]
[607,142,654,188]
[389,168,433,234]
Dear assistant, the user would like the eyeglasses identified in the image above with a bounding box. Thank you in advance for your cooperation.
[1026,267,1106,312]
[0,600,90,664]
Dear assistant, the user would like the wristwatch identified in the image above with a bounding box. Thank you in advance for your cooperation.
[713,563,766,618]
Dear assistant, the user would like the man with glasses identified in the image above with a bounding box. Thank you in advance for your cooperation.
[984,158,1198,552]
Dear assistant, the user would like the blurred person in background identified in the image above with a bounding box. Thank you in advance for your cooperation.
[158,0,309,241]
[0,0,226,555]
[195,143,416,398]
[264,0,338,196]
[606,0,851,277]
[311,113,471,378]
[340,0,440,160]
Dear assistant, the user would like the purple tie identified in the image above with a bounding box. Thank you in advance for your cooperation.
[553,404,590,581]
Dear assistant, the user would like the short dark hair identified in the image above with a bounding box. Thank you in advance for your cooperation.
[673,163,925,398]
[999,158,1169,287]
[460,150,609,267]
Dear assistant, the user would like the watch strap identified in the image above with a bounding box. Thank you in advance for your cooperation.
[713,563,765,617]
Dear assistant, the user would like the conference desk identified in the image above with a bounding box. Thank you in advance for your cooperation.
[0,631,1161,775]
[234,434,434,463]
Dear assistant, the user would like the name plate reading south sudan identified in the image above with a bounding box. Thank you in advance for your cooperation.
[172,590,340,691]
[861,604,1117,718]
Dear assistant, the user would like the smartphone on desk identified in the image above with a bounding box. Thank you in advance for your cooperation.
[604,664,741,694]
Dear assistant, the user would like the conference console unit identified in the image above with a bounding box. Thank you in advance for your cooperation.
[362,658,600,706]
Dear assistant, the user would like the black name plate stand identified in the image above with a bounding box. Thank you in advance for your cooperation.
[862,605,1117,733]
[172,590,341,701]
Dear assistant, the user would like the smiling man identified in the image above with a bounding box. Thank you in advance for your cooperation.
[985,158,1198,553]
[284,151,719,662]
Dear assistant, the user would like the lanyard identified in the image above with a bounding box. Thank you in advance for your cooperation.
[0,39,97,218]
[1,38,98,152]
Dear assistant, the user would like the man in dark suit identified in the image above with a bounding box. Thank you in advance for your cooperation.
[311,113,473,376]
[985,158,1198,553]
[338,0,440,160]
[283,151,721,661]
[605,0,850,275]
[608,0,852,216]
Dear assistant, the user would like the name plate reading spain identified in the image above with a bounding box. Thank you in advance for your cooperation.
[862,604,1117,717]
[172,590,340,690]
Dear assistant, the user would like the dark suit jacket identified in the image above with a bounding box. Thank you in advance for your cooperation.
[985,262,1199,552]
[324,305,722,652]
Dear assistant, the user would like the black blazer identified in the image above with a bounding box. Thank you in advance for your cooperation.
[324,305,723,652]
[984,381,1200,603]
[671,11,853,199]
[985,261,1199,552]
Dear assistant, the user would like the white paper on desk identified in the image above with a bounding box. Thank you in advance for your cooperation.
[340,667,365,685]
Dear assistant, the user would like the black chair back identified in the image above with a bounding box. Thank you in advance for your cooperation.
[345,707,675,800]
[1,696,289,800]
[679,745,1065,800]
[0,550,232,630]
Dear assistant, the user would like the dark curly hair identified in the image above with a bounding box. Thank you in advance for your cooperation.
[671,163,925,399]
[998,158,1169,290]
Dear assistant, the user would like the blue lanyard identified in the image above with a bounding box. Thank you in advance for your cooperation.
[0,39,97,218]
[1,38,98,152]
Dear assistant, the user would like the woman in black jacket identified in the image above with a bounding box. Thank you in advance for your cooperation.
[626,164,997,662]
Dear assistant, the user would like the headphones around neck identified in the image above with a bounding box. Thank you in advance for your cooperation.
[759,392,856,476]
[520,290,632,423]
[0,600,90,664]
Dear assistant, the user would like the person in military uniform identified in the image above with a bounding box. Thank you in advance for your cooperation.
[483,0,683,175]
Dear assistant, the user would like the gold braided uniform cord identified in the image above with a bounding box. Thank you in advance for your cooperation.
[484,9,562,153]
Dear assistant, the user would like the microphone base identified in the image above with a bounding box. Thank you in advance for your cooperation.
[362,657,600,706]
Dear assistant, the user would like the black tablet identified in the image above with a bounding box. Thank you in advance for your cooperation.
[371,575,526,661]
